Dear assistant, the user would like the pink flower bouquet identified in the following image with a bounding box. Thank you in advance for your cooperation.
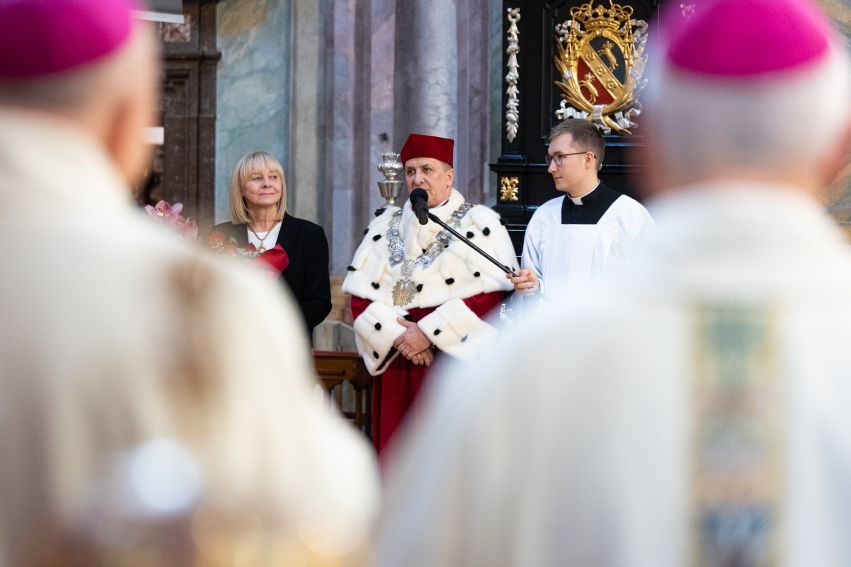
[145,200,288,278]
[144,200,199,240]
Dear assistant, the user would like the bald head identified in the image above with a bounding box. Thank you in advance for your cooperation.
[0,0,159,186]
[643,0,851,197]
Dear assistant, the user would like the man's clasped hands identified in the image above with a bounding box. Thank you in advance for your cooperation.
[393,317,434,366]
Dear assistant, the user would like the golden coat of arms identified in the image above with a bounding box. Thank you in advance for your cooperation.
[554,0,648,134]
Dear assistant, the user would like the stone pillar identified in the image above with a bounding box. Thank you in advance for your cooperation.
[288,0,327,224]
[455,0,492,204]
[393,1,458,148]
[392,0,494,204]
[487,0,503,202]
[324,0,374,276]
[215,0,291,223]
[366,0,397,214]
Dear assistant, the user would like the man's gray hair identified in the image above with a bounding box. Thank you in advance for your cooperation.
[644,43,851,179]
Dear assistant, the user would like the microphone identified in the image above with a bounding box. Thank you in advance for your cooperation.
[407,187,520,278]
[410,188,429,225]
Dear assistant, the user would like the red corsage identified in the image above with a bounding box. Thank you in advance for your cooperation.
[255,243,289,277]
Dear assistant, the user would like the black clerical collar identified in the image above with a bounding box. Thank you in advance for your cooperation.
[567,181,601,205]
[561,182,622,225]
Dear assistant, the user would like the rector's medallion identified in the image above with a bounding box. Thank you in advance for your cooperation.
[392,277,418,308]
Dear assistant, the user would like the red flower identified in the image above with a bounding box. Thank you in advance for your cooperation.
[207,231,225,247]
[256,244,289,277]
[205,232,284,276]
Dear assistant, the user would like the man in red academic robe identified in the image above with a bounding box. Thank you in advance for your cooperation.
[343,133,518,452]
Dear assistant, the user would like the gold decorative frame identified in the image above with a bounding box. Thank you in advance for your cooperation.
[553,0,648,134]
[499,176,520,202]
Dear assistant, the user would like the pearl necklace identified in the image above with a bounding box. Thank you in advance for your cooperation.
[247,221,279,252]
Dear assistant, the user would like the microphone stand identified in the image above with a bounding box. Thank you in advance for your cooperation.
[426,212,519,278]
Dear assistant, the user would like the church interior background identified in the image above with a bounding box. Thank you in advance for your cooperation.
[141,0,851,347]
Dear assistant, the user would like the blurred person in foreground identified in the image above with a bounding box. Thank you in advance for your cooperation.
[0,1,377,565]
[213,151,332,342]
[509,119,654,297]
[342,133,516,453]
[376,0,851,565]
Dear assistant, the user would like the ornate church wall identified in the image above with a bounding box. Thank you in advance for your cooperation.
[213,0,501,331]
[215,0,291,224]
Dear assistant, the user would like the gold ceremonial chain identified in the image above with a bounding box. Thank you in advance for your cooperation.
[247,221,279,252]
[388,203,472,307]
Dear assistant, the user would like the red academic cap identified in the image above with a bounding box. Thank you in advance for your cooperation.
[0,0,138,80]
[400,133,454,167]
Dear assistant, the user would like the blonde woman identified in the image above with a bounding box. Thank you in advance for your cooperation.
[213,151,331,340]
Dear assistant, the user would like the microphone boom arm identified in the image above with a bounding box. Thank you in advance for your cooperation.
[427,212,518,277]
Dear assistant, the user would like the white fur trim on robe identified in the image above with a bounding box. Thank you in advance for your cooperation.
[343,189,516,370]
[417,298,498,360]
[352,301,407,375]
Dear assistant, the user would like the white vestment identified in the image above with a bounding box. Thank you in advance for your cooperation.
[522,185,654,294]
[377,182,851,567]
[0,110,379,564]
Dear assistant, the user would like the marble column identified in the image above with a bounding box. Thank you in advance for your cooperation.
[324,0,375,275]
[393,1,458,149]
[367,0,397,213]
[455,0,493,204]
[487,0,504,202]
[289,0,327,224]
[214,0,291,223]
[392,0,495,204]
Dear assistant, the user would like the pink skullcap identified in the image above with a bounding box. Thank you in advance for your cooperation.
[400,133,454,167]
[0,0,139,80]
[665,0,834,77]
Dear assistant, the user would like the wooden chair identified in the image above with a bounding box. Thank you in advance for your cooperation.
[313,351,373,441]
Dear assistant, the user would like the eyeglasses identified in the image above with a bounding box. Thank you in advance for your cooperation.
[544,151,593,167]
